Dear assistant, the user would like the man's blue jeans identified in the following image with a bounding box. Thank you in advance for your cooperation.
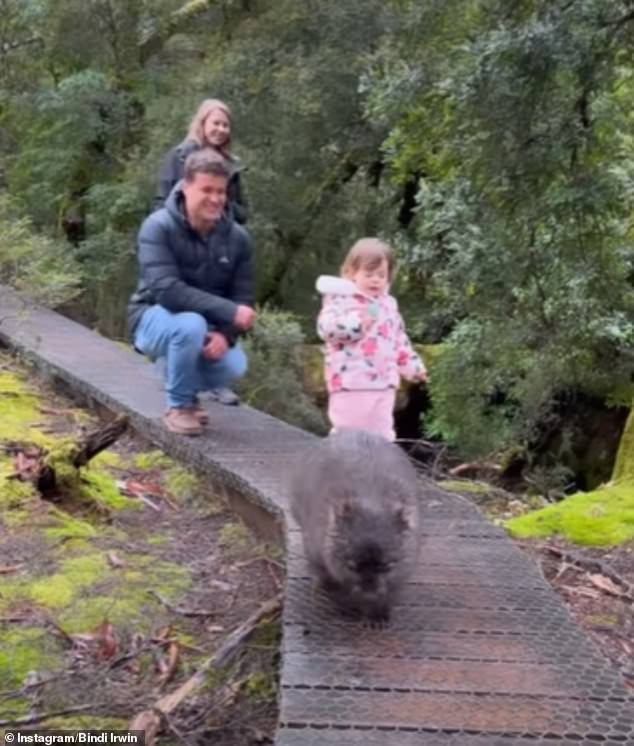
[134,306,247,409]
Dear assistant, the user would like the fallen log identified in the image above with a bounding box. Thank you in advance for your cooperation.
[8,414,128,497]
[128,593,283,746]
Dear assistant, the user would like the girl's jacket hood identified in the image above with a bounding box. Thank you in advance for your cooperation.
[316,275,375,299]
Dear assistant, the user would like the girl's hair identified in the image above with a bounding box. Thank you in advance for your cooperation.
[185,99,233,157]
[341,238,396,280]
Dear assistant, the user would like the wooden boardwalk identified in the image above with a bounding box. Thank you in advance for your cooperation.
[1,285,632,745]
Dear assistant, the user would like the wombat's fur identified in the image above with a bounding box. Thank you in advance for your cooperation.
[289,430,420,625]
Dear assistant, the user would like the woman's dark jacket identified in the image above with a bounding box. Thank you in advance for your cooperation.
[155,141,248,224]
[128,183,254,345]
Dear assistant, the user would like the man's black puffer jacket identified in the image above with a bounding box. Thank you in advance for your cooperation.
[127,183,254,345]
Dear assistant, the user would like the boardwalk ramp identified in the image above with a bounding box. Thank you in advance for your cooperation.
[0,285,632,745]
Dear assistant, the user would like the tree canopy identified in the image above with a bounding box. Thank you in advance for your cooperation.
[1,0,633,467]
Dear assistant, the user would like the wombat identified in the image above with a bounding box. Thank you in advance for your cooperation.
[289,430,420,625]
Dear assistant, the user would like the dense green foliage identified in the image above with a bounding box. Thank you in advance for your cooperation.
[2,0,634,464]
[238,308,327,434]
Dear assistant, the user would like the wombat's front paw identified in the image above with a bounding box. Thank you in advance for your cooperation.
[364,606,390,629]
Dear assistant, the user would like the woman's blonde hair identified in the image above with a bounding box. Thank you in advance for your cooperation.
[185,99,233,157]
[341,238,396,281]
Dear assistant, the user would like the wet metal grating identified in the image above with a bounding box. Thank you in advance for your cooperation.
[279,487,634,744]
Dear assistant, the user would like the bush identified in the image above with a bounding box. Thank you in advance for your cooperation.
[0,195,82,308]
[238,308,327,434]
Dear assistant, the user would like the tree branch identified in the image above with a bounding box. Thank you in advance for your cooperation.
[138,0,222,63]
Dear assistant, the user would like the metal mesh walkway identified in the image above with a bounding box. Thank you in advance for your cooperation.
[0,285,632,744]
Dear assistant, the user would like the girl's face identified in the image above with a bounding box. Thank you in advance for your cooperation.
[349,259,389,298]
[203,108,231,148]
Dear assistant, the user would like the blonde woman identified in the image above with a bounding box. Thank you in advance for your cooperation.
[156,99,248,224]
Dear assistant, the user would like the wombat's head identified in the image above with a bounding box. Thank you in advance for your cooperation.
[323,500,416,603]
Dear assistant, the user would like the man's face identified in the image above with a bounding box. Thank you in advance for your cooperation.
[183,172,227,229]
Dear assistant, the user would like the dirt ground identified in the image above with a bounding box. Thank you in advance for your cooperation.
[517,537,634,690]
[0,354,282,745]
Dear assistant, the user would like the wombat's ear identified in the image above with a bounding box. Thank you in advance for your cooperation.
[393,506,416,532]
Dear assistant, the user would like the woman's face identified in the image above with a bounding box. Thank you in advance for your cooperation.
[203,108,231,148]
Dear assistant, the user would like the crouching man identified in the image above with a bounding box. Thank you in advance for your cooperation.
[127,149,256,435]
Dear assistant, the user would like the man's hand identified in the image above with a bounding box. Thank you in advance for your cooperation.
[202,332,229,360]
[233,304,256,331]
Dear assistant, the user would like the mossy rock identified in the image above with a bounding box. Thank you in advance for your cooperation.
[612,408,634,483]
[505,481,634,546]
[507,405,634,546]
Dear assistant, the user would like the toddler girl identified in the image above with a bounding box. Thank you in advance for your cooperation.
[316,238,427,441]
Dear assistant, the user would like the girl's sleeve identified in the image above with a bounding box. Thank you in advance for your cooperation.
[317,295,364,343]
[395,312,427,381]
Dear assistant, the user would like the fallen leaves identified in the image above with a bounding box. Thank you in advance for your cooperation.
[588,573,629,598]
[72,620,119,662]
[106,551,126,569]
[0,564,23,574]
[116,478,179,512]
[156,641,180,689]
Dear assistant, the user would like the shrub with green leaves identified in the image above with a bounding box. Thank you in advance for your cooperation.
[239,308,327,434]
[0,196,82,308]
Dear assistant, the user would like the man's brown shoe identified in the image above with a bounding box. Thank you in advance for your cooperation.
[163,408,204,436]
[189,405,209,425]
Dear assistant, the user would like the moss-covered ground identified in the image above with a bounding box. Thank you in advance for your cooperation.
[0,353,282,743]
[506,409,634,547]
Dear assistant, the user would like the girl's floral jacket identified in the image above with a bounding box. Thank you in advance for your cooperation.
[316,275,426,393]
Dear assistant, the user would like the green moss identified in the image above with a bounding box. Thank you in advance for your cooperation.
[44,439,81,491]
[164,466,200,500]
[506,482,634,546]
[56,558,190,633]
[219,521,252,553]
[80,469,140,512]
[438,479,492,495]
[0,470,38,508]
[250,619,281,648]
[44,508,97,540]
[32,550,190,633]
[0,627,62,690]
[244,670,277,702]
[135,450,175,471]
[0,370,57,522]
[28,553,109,609]
[30,576,76,608]
[57,595,148,633]
[3,508,31,526]
[149,560,191,598]
[612,409,634,483]
[146,534,168,545]
[0,372,51,446]
[91,450,124,469]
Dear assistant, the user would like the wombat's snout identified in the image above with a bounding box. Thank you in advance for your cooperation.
[357,571,389,599]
